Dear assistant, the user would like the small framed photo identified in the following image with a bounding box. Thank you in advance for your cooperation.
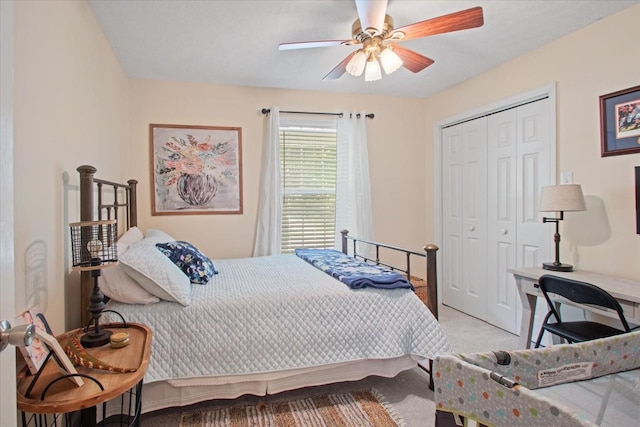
[150,124,243,215]
[34,328,83,386]
[16,308,83,386]
[600,85,640,157]
[16,307,51,374]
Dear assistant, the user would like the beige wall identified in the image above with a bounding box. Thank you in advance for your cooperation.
[13,0,129,331]
[12,1,640,335]
[424,5,640,279]
[128,80,427,260]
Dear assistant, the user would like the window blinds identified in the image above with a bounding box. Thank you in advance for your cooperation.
[280,127,337,253]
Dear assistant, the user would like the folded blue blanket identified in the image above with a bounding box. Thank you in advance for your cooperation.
[295,248,414,291]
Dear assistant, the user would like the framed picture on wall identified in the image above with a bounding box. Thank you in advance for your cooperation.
[636,166,640,234]
[600,85,640,157]
[150,124,243,215]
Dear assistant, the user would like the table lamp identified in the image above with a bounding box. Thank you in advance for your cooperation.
[69,219,118,347]
[539,184,586,272]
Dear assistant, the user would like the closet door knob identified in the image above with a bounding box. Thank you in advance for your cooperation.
[469,226,475,232]
[501,229,508,235]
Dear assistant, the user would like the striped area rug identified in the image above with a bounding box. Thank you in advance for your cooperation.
[179,389,404,426]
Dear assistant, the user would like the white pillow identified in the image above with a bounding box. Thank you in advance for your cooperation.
[119,236,192,306]
[146,229,175,243]
[99,263,160,305]
[116,226,144,255]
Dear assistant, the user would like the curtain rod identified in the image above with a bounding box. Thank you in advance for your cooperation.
[260,108,374,119]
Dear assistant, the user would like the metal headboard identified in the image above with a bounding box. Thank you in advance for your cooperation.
[77,165,138,326]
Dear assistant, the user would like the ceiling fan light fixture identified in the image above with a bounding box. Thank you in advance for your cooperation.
[346,50,367,76]
[282,3,484,82]
[364,56,382,82]
[379,46,402,74]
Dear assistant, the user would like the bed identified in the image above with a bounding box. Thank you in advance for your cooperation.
[432,330,640,427]
[76,165,450,413]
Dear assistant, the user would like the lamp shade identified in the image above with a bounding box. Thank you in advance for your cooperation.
[69,219,118,271]
[364,57,382,82]
[380,46,403,74]
[346,50,366,77]
[539,184,586,212]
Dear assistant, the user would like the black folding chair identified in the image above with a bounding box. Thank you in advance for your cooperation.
[534,274,633,348]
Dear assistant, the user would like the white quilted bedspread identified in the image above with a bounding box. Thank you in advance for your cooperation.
[104,254,450,384]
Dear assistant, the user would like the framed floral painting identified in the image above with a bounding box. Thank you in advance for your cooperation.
[150,124,243,215]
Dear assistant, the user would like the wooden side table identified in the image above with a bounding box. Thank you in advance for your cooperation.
[17,323,152,427]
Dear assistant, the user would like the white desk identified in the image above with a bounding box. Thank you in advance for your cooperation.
[509,267,640,348]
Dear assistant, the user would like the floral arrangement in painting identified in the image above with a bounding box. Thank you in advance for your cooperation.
[152,128,241,211]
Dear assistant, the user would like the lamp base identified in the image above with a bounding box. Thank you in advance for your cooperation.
[542,262,574,272]
[81,328,112,348]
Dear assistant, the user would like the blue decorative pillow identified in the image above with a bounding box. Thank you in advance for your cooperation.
[155,241,218,284]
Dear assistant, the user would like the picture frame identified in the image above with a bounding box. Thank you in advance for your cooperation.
[34,328,84,387]
[16,307,51,375]
[600,85,640,157]
[150,124,243,215]
[636,166,640,235]
[15,308,83,386]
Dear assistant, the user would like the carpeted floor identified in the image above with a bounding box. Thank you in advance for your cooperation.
[140,305,519,426]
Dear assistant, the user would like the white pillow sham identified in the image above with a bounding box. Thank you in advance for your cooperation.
[119,235,192,306]
[99,263,160,305]
[116,226,144,255]
[146,229,175,242]
[96,226,159,305]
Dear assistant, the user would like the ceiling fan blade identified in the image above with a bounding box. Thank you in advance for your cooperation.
[355,0,388,32]
[392,45,434,73]
[391,6,484,41]
[323,51,357,80]
[279,40,351,51]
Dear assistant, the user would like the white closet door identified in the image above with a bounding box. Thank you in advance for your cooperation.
[442,125,464,311]
[487,109,518,333]
[515,99,553,340]
[516,99,552,267]
[461,118,488,320]
[441,96,552,332]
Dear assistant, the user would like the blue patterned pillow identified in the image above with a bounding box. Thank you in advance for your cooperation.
[155,241,218,284]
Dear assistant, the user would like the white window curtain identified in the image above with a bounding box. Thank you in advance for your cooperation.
[254,108,373,256]
[334,112,374,252]
[253,107,282,256]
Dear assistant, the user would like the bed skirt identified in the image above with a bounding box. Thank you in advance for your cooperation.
[138,355,421,413]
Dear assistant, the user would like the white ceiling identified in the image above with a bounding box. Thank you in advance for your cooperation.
[88,0,639,99]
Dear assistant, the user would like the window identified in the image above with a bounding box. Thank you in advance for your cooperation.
[280,121,337,253]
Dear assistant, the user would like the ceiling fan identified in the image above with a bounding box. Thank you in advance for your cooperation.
[279,0,484,82]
